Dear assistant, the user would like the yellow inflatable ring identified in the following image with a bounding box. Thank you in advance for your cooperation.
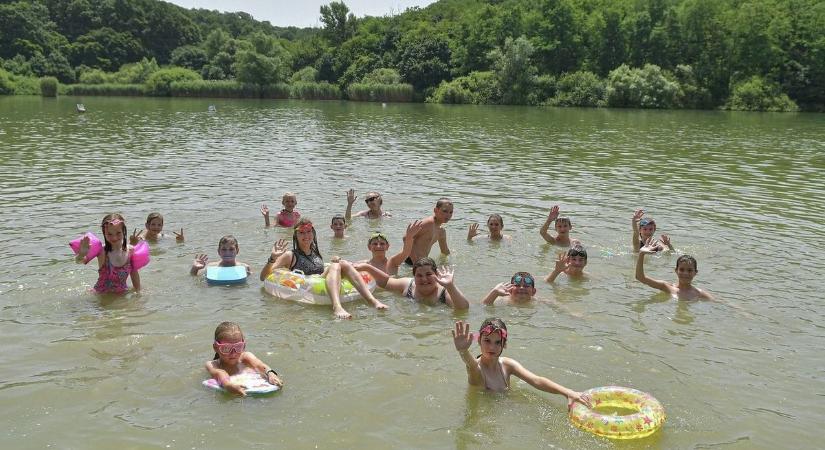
[569,386,665,439]
[263,268,375,305]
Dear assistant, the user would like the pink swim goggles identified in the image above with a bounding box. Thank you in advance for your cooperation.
[214,340,246,355]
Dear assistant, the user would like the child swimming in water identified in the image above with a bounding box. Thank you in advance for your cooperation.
[540,205,575,246]
[357,220,423,276]
[451,319,592,407]
[481,272,537,305]
[130,212,183,244]
[261,192,301,228]
[357,257,470,309]
[205,322,283,397]
[345,189,391,220]
[631,209,673,252]
[545,245,589,282]
[190,235,251,277]
[75,213,143,293]
[635,238,713,300]
[330,215,347,239]
[467,214,511,241]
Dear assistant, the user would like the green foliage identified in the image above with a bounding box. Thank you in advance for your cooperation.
[0,67,14,94]
[347,83,413,102]
[528,74,556,106]
[360,68,401,85]
[548,71,606,107]
[12,75,40,95]
[427,71,501,105]
[144,67,201,96]
[170,45,208,71]
[320,2,357,45]
[606,64,681,109]
[490,36,536,105]
[169,80,259,98]
[68,27,144,71]
[291,66,318,83]
[64,83,144,96]
[671,64,712,109]
[79,68,109,84]
[289,81,341,100]
[110,58,160,84]
[725,76,799,112]
[233,50,287,85]
[39,76,58,96]
[397,33,452,92]
[260,83,291,99]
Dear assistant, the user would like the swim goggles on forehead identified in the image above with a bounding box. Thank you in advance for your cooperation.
[479,325,507,341]
[214,340,246,355]
[511,272,535,287]
[295,222,314,233]
[369,232,388,242]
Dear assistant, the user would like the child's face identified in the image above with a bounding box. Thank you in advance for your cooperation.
[365,194,382,210]
[297,228,314,245]
[478,330,505,359]
[487,218,503,234]
[218,242,239,262]
[330,219,346,233]
[509,273,536,298]
[568,255,587,269]
[368,238,389,254]
[434,204,453,223]
[104,223,125,247]
[146,218,163,234]
[213,333,245,365]
[675,261,697,282]
[282,196,297,210]
[555,220,572,234]
[640,224,656,238]
[413,266,438,291]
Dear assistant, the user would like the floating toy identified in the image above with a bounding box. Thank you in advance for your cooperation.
[569,386,665,439]
[69,232,102,264]
[263,267,375,305]
[202,372,280,396]
[206,266,248,285]
[130,240,150,271]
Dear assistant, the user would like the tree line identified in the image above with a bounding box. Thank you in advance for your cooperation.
[1,0,822,111]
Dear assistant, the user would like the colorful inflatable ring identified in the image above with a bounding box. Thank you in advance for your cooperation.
[263,267,376,305]
[203,372,280,396]
[130,240,150,271]
[569,386,666,439]
[69,232,103,264]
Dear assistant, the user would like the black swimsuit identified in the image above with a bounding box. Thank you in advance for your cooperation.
[404,279,447,303]
[291,250,324,275]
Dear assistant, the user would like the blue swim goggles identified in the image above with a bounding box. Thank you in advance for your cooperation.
[511,272,535,287]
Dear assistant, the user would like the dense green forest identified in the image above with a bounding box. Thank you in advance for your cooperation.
[1,0,822,111]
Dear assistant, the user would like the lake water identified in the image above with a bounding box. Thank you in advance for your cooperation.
[1,96,823,449]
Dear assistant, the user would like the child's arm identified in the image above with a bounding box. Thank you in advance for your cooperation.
[190,254,208,276]
[481,282,511,305]
[259,240,290,281]
[437,227,450,255]
[261,204,271,227]
[506,358,591,408]
[660,234,675,251]
[130,269,141,292]
[437,266,469,309]
[452,321,483,386]
[631,209,644,250]
[241,352,283,387]
[635,241,670,292]
[539,206,560,243]
[467,223,479,241]
[545,253,569,283]
[205,361,245,396]
[388,220,423,275]
[344,189,356,223]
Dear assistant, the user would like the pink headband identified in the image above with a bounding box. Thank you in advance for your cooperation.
[106,218,124,226]
[295,222,313,233]
[479,325,507,341]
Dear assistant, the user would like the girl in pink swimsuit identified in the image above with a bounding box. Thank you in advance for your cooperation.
[74,213,143,294]
[261,192,301,228]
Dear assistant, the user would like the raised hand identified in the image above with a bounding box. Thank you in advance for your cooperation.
[554,252,570,273]
[633,209,645,222]
[639,237,659,254]
[467,223,480,240]
[347,188,357,205]
[260,204,270,217]
[493,282,512,296]
[78,235,90,256]
[193,253,208,270]
[270,239,288,258]
[660,234,671,247]
[452,320,474,352]
[547,205,560,222]
[129,228,141,246]
[173,228,184,242]
[405,219,424,238]
[435,265,455,286]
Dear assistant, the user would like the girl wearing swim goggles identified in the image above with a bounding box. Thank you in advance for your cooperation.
[205,321,283,396]
[482,272,537,305]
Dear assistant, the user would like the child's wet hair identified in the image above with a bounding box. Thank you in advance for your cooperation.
[213,321,243,360]
[412,257,438,276]
[556,217,572,226]
[100,213,127,252]
[479,318,508,346]
[435,197,452,208]
[282,192,297,202]
[292,218,322,259]
[676,254,697,271]
[330,214,346,225]
[487,214,503,227]
[218,235,239,250]
[145,212,163,227]
[567,245,587,259]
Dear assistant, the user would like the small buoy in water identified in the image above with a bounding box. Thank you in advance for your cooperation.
[76,103,86,113]
[208,105,216,112]
[381,103,387,108]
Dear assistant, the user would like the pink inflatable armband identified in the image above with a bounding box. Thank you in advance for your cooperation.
[130,240,150,271]
[69,232,102,264]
